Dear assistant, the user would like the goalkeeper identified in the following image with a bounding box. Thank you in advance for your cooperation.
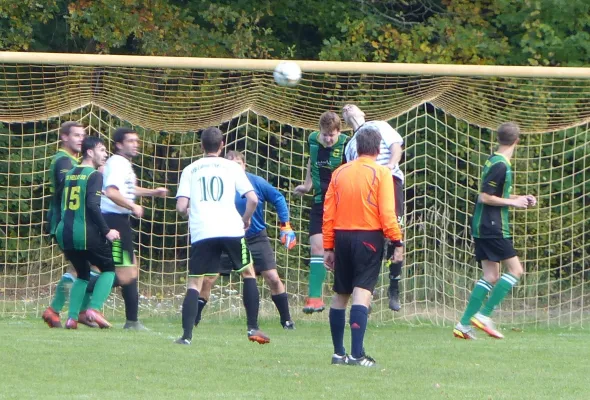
[195,151,297,329]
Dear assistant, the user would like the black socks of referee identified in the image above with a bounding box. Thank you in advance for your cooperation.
[121,278,139,322]
[271,292,291,326]
[182,288,199,340]
[242,278,260,331]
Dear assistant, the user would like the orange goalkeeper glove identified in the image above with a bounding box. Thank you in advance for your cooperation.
[280,222,297,250]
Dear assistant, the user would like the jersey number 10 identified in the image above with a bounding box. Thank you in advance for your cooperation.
[199,176,224,201]
[63,186,81,210]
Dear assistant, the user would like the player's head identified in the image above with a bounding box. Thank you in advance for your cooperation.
[341,104,366,129]
[497,122,520,146]
[356,126,381,157]
[59,121,85,154]
[201,127,224,155]
[318,111,341,147]
[81,136,108,168]
[226,150,246,170]
[113,127,140,158]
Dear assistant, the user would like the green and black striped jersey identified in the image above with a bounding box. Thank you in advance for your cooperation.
[471,153,513,239]
[46,150,79,236]
[55,166,111,250]
[308,131,348,204]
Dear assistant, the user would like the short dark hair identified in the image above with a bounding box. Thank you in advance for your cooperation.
[319,111,340,133]
[225,150,245,162]
[113,127,137,146]
[356,126,381,157]
[201,127,224,153]
[497,122,520,145]
[59,121,84,137]
[81,136,105,159]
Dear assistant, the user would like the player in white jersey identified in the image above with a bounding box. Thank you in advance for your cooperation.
[174,127,270,345]
[342,104,405,311]
[101,127,168,330]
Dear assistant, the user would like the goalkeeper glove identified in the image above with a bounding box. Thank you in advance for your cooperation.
[280,222,297,250]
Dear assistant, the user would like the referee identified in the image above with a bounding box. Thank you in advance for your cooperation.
[323,126,404,367]
[101,127,168,330]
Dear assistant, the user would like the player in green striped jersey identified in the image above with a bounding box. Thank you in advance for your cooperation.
[454,123,537,340]
[55,136,120,329]
[42,122,86,328]
[293,111,347,314]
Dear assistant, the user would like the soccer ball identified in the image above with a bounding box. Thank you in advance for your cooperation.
[273,61,302,87]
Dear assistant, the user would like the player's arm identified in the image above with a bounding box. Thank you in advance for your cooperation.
[293,159,312,195]
[105,185,142,215]
[261,179,297,249]
[54,157,74,185]
[322,178,336,270]
[175,169,190,217]
[378,168,403,244]
[235,167,258,229]
[87,172,119,241]
[380,123,404,169]
[135,185,168,198]
[478,163,528,208]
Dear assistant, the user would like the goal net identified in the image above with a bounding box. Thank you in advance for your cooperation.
[1,54,589,327]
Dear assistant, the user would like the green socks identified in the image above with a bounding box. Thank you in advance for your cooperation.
[67,279,89,320]
[460,279,492,325]
[308,255,325,298]
[480,273,519,317]
[50,273,75,312]
[89,272,115,310]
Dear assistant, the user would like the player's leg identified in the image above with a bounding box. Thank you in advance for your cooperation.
[194,275,218,327]
[104,213,144,330]
[454,239,500,339]
[305,204,326,313]
[77,267,100,328]
[225,237,269,344]
[472,240,521,338]
[346,231,382,367]
[329,230,354,365]
[386,177,405,311]
[250,231,294,329]
[84,244,117,329]
[176,238,220,345]
[63,251,90,330]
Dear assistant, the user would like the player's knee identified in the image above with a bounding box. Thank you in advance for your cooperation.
[241,265,256,279]
[263,270,281,291]
[506,259,524,279]
[483,271,500,284]
[331,293,349,309]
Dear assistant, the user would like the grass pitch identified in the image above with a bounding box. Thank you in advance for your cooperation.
[0,317,588,400]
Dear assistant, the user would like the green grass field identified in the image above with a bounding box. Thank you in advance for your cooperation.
[1,317,589,400]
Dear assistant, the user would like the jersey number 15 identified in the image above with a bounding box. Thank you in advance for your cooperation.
[63,186,81,210]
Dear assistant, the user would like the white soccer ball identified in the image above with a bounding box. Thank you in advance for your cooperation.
[273,61,302,87]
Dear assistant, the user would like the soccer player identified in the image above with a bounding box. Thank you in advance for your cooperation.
[42,121,90,328]
[54,136,120,329]
[453,122,536,340]
[174,127,269,345]
[194,151,296,329]
[101,127,168,330]
[293,111,347,314]
[323,126,403,367]
[342,104,405,311]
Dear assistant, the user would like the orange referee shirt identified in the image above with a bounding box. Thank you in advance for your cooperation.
[322,155,402,249]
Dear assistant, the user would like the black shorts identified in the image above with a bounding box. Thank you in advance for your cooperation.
[189,237,252,277]
[393,177,404,227]
[247,230,276,274]
[219,231,276,276]
[63,242,115,281]
[103,213,135,267]
[474,238,517,263]
[332,230,385,295]
[309,202,324,236]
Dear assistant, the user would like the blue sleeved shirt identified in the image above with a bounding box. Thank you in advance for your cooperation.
[235,172,290,237]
